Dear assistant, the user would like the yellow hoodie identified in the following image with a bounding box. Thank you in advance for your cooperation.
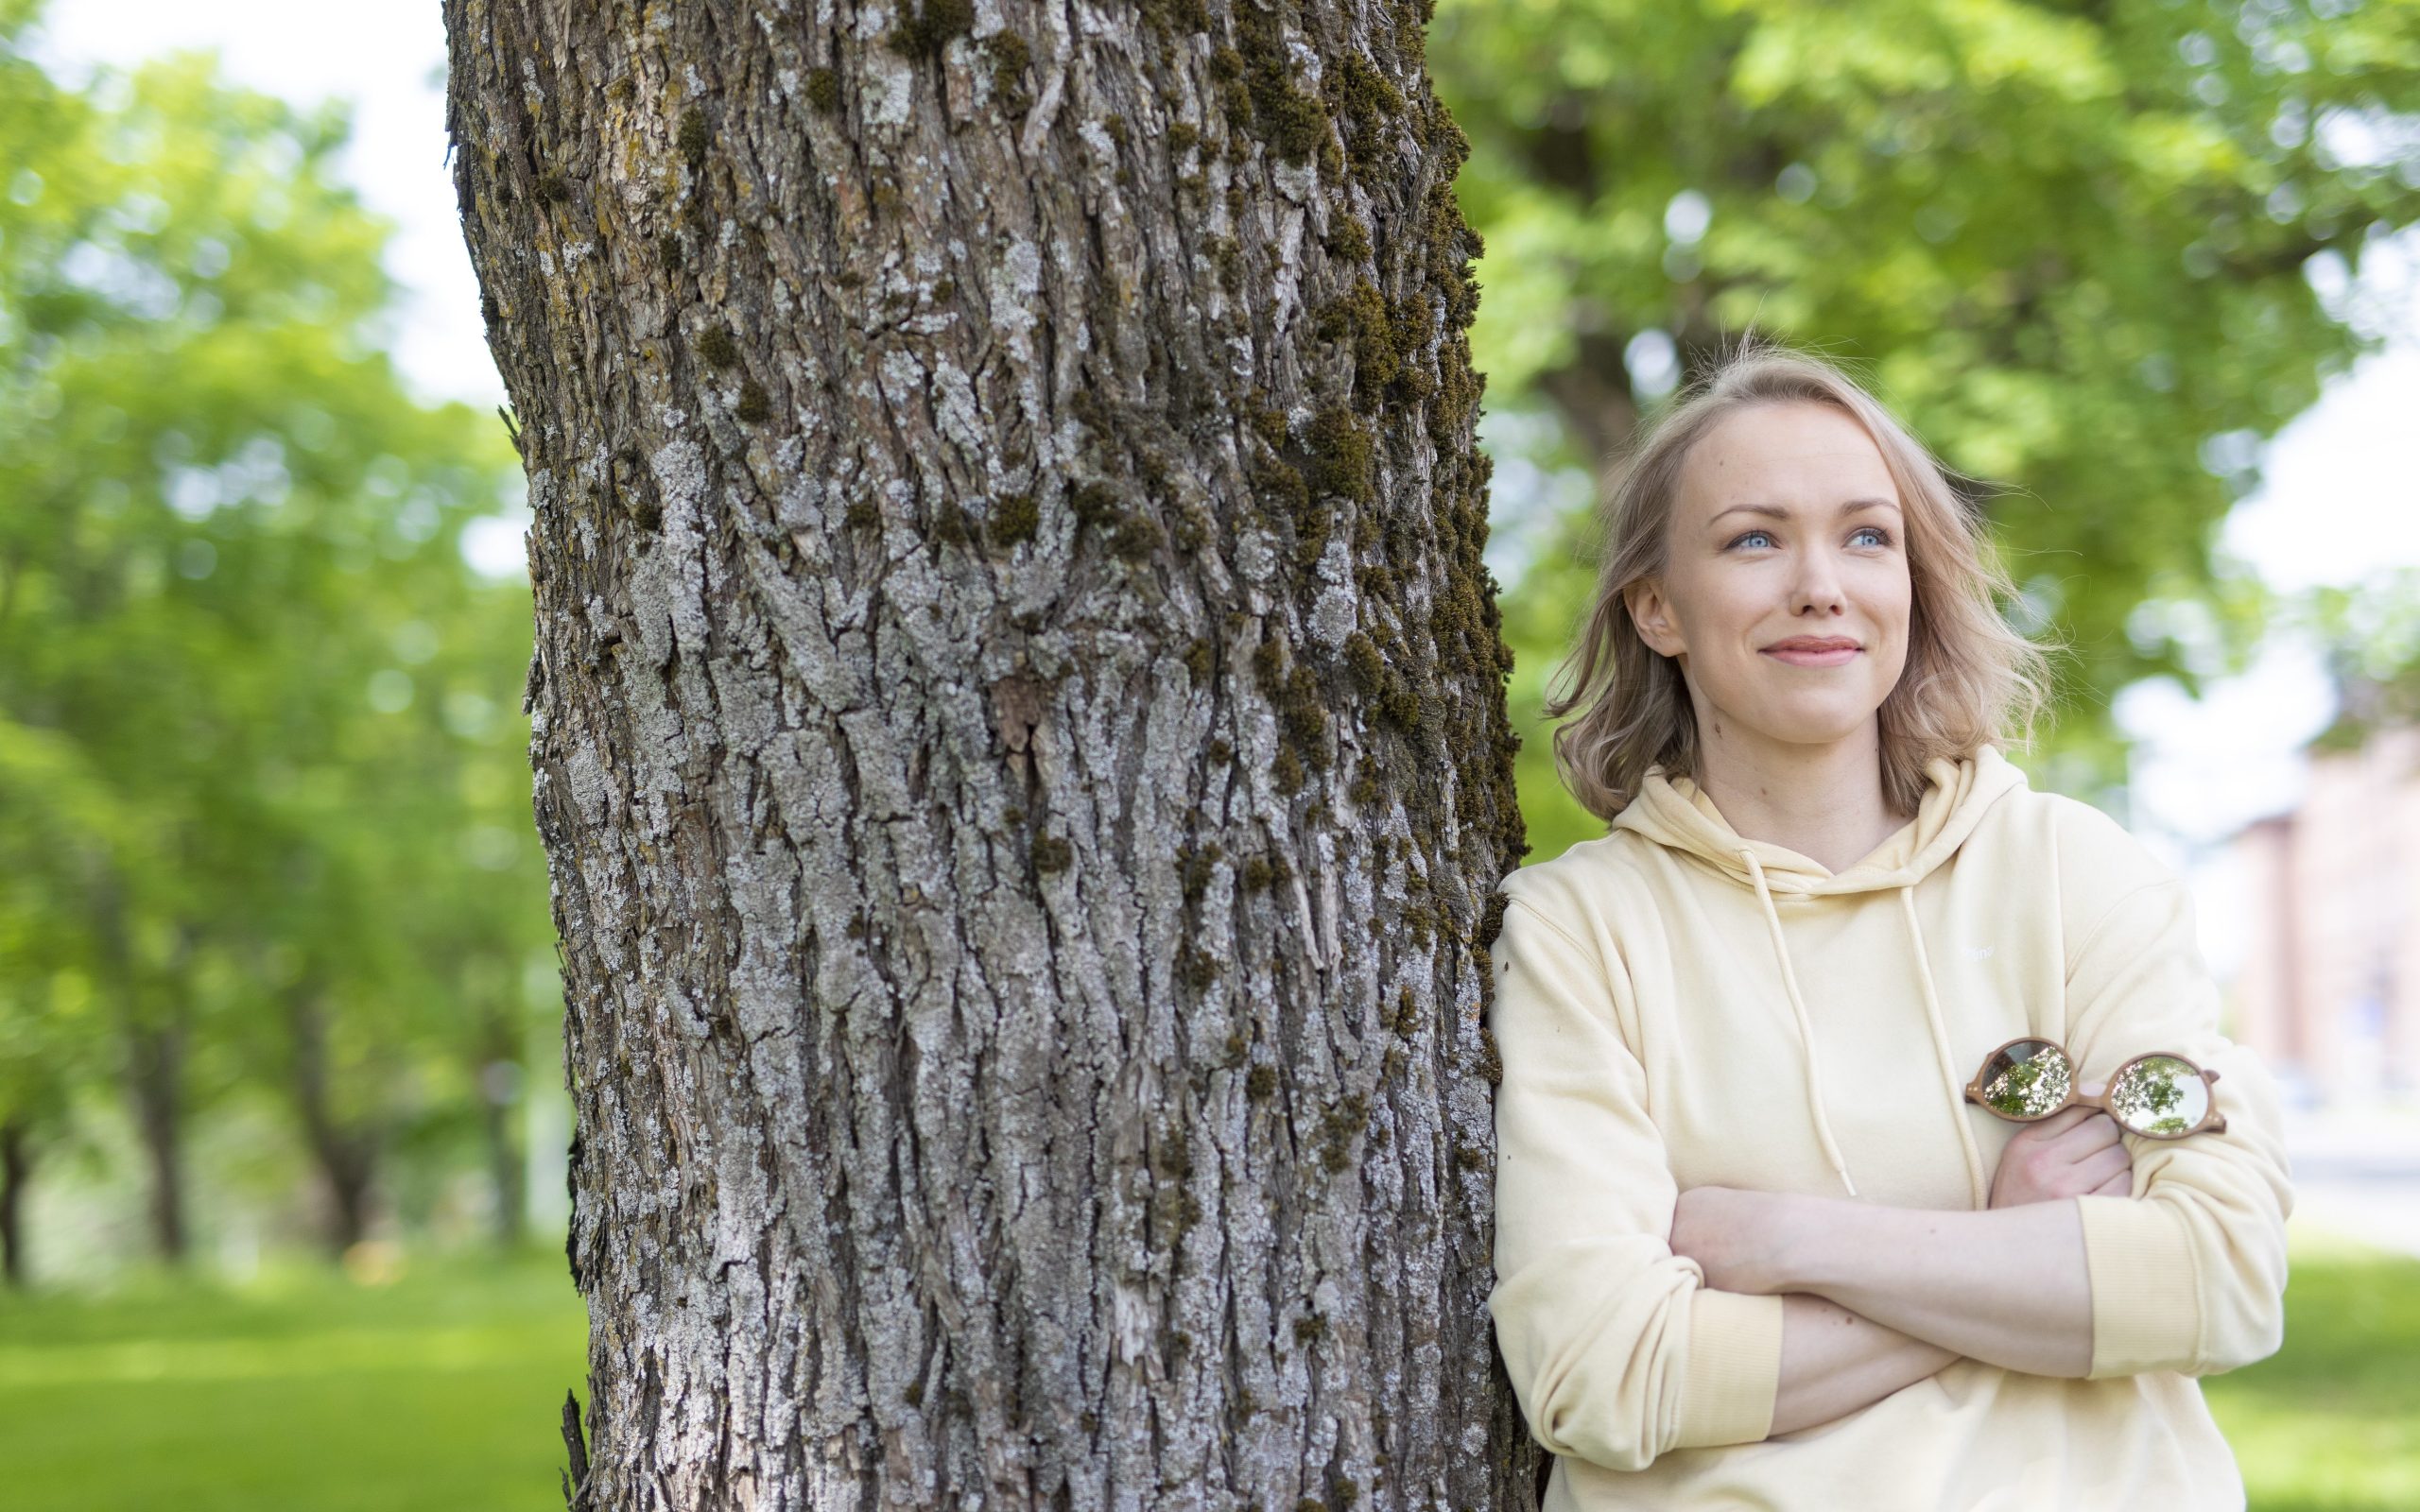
[1487,744,2292,1511]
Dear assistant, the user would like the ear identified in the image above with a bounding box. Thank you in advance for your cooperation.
[1624,577,1685,660]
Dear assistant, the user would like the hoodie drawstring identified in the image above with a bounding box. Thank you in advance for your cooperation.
[1899,885,1994,1210]
[1739,850,1859,1198]
[1739,850,1996,1210]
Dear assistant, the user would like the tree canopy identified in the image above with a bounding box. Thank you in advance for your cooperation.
[1431,0,2420,856]
[0,8,548,1267]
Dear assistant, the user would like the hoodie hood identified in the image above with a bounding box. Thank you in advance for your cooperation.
[1612,744,2030,896]
[1611,745,2031,1204]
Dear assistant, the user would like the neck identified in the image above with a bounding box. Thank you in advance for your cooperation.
[1687,707,1906,873]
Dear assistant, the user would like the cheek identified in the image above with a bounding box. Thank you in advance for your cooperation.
[1876,638,1913,688]
[1659,570,1736,649]
[1690,576,1772,643]
[1873,589,1914,678]
[1864,566,1913,634]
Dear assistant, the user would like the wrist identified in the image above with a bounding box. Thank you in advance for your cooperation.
[1762,1191,1839,1295]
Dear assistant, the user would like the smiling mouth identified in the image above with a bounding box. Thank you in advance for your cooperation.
[1761,643,1862,666]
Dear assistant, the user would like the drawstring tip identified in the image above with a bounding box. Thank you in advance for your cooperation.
[1836,1169,1858,1199]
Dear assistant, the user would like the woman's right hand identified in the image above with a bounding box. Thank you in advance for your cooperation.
[1987,1081,2135,1208]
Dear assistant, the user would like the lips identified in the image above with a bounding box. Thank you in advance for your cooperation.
[1762,637,1862,667]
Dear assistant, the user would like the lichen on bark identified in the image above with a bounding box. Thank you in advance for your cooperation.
[443,0,1533,1504]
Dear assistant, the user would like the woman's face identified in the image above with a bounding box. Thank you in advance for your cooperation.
[1624,401,1912,755]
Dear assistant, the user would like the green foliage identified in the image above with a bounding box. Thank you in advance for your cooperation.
[1431,0,2420,853]
[2288,572,2420,749]
[0,12,549,1257]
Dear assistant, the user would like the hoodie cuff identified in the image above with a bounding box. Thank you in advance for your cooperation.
[1676,1288,1784,1449]
[2075,1194,2201,1378]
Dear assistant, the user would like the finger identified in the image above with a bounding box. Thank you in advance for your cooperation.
[2048,1112,2127,1160]
[2089,1167,2134,1196]
[2073,1142,2133,1191]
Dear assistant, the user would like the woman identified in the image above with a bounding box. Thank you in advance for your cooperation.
[1486,340,2292,1510]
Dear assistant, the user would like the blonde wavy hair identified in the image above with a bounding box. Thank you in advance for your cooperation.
[1546,336,2054,821]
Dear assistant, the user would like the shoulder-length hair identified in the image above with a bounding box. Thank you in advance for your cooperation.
[1546,335,2055,820]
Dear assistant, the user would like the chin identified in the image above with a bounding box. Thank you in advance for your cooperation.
[1742,698,1883,747]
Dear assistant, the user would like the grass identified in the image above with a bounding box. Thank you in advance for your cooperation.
[2208,1230,2420,1512]
[0,1229,2407,1509]
[0,1244,588,1512]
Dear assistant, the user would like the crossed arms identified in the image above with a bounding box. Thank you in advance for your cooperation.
[1679,1149,2106,1435]
[1486,868,2293,1470]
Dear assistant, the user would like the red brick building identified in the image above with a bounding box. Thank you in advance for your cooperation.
[2220,725,2420,1101]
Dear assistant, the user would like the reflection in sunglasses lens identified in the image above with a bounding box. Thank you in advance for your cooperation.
[2110,1055,2209,1137]
[1979,1040,2072,1118]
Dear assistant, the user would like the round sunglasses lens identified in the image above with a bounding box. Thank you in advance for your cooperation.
[2110,1056,2209,1137]
[1979,1040,2072,1117]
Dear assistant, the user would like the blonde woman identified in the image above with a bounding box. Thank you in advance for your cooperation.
[1487,340,2291,1510]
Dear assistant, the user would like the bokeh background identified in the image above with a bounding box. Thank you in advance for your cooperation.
[3,0,2414,1506]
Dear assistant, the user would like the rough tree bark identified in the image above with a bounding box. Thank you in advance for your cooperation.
[444,0,1533,1506]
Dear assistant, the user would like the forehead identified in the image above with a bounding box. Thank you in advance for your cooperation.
[1674,401,1898,517]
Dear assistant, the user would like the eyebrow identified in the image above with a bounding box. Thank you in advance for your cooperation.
[1709,497,1903,525]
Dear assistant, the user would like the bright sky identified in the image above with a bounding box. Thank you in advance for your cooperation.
[32,0,493,408]
[30,1,2420,861]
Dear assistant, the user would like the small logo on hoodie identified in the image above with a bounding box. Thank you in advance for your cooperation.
[1968,944,1996,961]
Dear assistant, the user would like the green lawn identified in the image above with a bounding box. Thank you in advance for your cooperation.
[0,1245,588,1512]
[0,1230,2407,1509]
[2208,1230,2420,1512]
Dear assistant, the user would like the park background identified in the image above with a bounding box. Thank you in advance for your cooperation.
[2,0,2416,1505]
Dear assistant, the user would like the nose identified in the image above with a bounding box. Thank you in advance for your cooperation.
[1789,542,1848,618]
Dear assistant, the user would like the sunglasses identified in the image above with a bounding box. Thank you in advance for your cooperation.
[1963,1037,2227,1140]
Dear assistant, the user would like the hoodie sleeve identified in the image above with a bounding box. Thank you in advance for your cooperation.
[2055,808,2294,1380]
[1486,888,1785,1470]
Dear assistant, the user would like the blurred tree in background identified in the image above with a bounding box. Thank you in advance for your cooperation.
[0,5,548,1280]
[1432,0,2420,857]
[4,0,2418,1283]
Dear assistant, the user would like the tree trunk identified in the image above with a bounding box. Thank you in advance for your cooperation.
[1535,330,1639,479]
[444,1,1533,1506]
[95,870,189,1267]
[479,1000,530,1247]
[123,1014,189,1264]
[1,1115,30,1287]
[286,988,381,1256]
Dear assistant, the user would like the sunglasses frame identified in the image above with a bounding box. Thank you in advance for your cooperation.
[1962,1036,2228,1140]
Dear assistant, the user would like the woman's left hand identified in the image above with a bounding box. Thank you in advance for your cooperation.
[1669,1185,1800,1295]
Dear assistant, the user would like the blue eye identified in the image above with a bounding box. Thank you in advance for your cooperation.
[1729,529,1775,550]
[1852,525,1893,547]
